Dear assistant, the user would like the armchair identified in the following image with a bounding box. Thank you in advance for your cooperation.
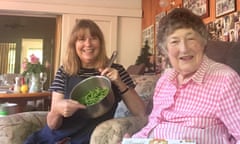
[0,40,239,144]
[0,111,47,143]
[90,116,148,144]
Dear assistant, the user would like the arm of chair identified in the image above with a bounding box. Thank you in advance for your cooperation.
[90,116,148,144]
[0,111,48,144]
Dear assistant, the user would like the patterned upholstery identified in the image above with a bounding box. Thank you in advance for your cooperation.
[0,111,47,144]
[90,116,148,144]
[114,74,158,118]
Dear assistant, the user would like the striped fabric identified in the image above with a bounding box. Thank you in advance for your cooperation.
[132,55,240,144]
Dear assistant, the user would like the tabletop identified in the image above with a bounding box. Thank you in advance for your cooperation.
[0,91,51,99]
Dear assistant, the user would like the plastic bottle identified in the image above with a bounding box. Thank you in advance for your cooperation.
[13,77,21,93]
[0,104,8,117]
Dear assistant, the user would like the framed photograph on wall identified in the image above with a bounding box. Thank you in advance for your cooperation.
[155,11,166,45]
[155,11,166,74]
[215,0,236,17]
[142,24,154,51]
[183,0,209,18]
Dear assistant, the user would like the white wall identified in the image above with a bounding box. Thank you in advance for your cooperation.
[118,17,142,67]
[0,0,142,68]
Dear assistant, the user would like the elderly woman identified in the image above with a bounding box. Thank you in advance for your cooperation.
[131,8,240,143]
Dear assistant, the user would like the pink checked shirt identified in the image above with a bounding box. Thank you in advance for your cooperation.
[132,56,240,144]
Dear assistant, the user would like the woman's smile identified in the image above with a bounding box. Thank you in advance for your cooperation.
[81,48,94,53]
[179,55,194,61]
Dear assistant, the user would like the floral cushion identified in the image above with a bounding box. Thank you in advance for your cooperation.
[90,116,148,144]
[0,111,47,144]
[114,74,159,118]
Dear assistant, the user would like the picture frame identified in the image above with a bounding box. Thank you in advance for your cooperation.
[183,0,209,18]
[155,11,166,45]
[235,21,240,42]
[215,0,236,17]
[155,11,167,74]
[142,24,154,51]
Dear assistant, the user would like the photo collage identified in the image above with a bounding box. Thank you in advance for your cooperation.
[206,11,240,42]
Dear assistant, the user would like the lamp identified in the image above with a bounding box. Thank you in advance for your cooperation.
[159,0,169,7]
[159,0,175,8]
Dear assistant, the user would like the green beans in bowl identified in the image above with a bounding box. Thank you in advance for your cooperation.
[70,76,115,118]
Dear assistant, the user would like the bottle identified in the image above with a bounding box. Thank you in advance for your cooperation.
[0,104,7,117]
[13,77,21,93]
[20,77,28,93]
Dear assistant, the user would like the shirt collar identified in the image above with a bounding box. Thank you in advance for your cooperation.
[167,55,210,85]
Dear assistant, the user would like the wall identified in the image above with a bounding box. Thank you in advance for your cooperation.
[0,0,143,68]
[142,0,240,29]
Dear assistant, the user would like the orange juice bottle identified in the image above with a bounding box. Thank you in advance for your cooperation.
[20,77,28,93]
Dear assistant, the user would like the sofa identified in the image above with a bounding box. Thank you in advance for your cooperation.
[0,40,239,144]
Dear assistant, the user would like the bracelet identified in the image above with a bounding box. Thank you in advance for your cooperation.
[120,87,129,95]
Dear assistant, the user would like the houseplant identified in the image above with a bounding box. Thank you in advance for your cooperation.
[22,54,49,93]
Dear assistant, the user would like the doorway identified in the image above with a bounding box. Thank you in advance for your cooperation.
[0,14,59,89]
